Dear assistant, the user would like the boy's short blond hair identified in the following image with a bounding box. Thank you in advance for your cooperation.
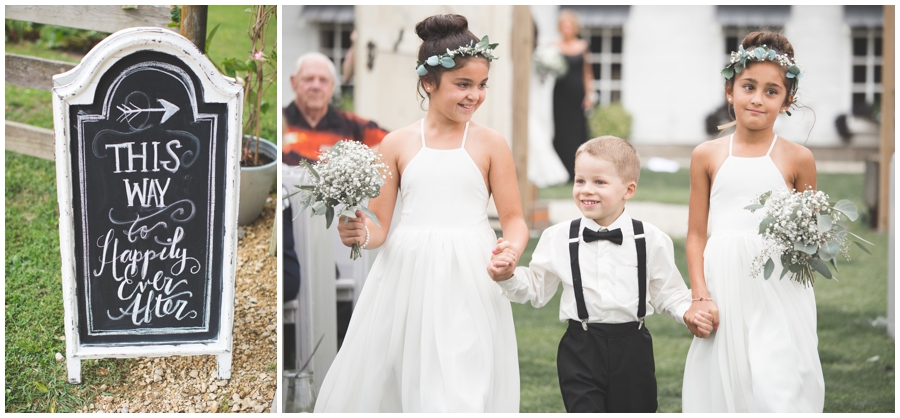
[574,136,641,184]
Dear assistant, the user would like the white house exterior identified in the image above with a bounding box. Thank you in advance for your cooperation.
[282,5,885,150]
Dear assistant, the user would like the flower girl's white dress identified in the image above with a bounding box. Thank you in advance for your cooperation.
[681,135,824,412]
[314,120,520,412]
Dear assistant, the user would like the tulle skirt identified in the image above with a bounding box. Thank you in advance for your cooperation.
[314,226,520,412]
[682,232,824,412]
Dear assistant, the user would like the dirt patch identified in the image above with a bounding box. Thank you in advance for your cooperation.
[76,199,278,413]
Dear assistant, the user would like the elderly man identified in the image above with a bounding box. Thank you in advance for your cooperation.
[282,52,388,165]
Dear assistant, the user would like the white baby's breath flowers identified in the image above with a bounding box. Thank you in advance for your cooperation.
[533,45,568,81]
[746,188,871,287]
[293,140,392,260]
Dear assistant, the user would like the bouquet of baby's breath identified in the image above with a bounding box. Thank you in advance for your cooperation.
[292,140,391,260]
[745,189,873,286]
[533,44,568,81]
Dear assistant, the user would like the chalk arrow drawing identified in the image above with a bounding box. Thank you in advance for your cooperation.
[117,98,180,124]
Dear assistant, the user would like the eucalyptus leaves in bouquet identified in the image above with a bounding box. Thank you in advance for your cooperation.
[292,140,392,259]
[745,189,873,286]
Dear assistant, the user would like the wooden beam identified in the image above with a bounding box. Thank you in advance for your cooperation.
[5,121,55,161]
[511,6,534,230]
[879,5,895,231]
[6,54,75,91]
[180,5,208,53]
[5,5,172,34]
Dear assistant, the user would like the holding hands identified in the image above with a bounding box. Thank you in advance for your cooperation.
[487,237,517,282]
[684,299,719,339]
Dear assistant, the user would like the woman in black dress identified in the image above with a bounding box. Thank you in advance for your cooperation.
[553,9,594,180]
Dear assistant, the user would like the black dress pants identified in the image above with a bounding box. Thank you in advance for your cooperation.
[557,320,658,413]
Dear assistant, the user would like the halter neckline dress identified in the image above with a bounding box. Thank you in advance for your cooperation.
[681,134,824,412]
[314,119,520,412]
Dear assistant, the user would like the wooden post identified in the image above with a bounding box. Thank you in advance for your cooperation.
[511,6,534,230]
[879,5,895,232]
[180,5,208,54]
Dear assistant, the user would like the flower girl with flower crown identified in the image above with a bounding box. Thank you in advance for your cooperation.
[313,14,528,412]
[681,31,824,412]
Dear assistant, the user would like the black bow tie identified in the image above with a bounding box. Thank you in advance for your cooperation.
[583,228,623,245]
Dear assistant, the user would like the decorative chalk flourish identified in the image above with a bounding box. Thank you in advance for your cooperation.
[117,98,180,124]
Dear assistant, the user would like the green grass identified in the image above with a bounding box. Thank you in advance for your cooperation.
[4,6,272,412]
[539,168,691,205]
[206,6,278,143]
[539,169,869,209]
[518,172,893,412]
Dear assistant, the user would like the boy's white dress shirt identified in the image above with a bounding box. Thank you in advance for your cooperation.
[497,210,691,325]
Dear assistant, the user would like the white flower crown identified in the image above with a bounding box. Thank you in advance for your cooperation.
[721,44,804,114]
[416,35,499,76]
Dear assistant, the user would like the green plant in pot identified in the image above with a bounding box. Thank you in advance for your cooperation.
[212,5,278,225]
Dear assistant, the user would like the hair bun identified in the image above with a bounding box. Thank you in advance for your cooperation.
[415,14,469,42]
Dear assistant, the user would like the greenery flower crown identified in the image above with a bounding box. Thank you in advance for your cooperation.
[416,35,499,76]
[721,44,804,101]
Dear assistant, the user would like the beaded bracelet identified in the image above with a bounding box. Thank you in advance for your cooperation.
[692,297,713,302]
[361,225,370,250]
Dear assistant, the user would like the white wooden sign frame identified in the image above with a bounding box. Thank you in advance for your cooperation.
[52,27,243,384]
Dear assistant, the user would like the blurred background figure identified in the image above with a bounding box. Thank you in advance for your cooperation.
[529,17,570,188]
[552,9,594,181]
[282,51,387,165]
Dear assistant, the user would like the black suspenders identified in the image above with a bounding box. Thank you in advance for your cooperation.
[568,218,647,330]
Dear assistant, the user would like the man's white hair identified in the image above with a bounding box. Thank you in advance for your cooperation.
[293,52,338,84]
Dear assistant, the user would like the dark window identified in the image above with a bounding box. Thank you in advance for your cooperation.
[611,90,621,103]
[612,36,623,54]
[341,30,352,49]
[875,37,883,56]
[322,29,335,49]
[611,63,621,81]
[593,63,602,79]
[726,36,738,54]
[875,93,882,107]
[852,93,868,116]
[852,37,867,56]
[875,65,882,83]
[853,65,867,83]
[590,35,603,53]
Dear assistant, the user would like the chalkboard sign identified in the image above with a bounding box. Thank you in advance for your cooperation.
[53,28,243,384]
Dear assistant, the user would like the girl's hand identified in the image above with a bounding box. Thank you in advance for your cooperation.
[690,311,715,338]
[337,210,367,248]
[684,299,720,337]
[487,238,517,282]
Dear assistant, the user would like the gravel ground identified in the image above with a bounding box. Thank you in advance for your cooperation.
[77,200,278,413]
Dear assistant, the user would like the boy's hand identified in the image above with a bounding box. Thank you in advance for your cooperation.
[686,311,714,338]
[487,238,517,282]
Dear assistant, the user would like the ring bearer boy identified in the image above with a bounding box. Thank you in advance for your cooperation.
[488,136,714,413]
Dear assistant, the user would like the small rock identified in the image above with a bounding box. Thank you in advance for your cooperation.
[55,352,64,362]
[216,380,229,387]
[189,370,199,378]
[232,393,241,402]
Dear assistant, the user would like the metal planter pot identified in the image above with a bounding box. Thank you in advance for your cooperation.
[238,136,277,225]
